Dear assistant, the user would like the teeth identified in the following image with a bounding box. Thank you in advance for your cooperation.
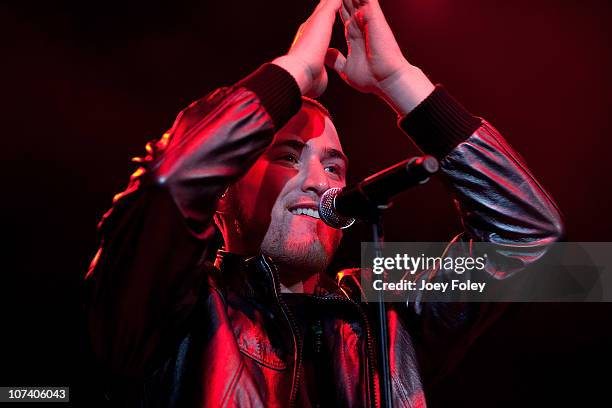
[290,207,320,219]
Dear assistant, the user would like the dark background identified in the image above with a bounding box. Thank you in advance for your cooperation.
[1,0,611,406]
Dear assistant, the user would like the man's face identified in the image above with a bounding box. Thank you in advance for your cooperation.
[221,104,347,273]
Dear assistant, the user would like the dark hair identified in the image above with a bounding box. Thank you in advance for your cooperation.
[302,96,333,121]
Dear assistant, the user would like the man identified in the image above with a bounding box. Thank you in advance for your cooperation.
[85,0,564,406]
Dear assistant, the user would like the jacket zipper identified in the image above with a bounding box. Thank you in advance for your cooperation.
[306,293,380,408]
[259,256,303,408]
[313,319,323,355]
[312,318,323,408]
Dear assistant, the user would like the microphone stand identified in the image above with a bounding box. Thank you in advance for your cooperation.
[359,156,439,408]
[368,207,394,408]
[320,155,439,408]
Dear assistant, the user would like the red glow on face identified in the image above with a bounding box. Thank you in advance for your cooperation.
[223,104,346,258]
[282,105,327,142]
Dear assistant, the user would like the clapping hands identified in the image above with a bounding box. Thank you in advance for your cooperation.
[273,0,434,114]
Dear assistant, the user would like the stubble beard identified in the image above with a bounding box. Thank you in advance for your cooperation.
[261,216,341,278]
[262,232,328,275]
[225,194,341,276]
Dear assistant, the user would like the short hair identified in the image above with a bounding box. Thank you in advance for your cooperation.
[302,96,333,121]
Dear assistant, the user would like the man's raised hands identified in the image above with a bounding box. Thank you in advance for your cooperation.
[325,0,435,115]
[272,0,342,98]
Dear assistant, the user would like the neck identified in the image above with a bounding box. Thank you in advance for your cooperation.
[221,240,325,294]
[279,271,321,294]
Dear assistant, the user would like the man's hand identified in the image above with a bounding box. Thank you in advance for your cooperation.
[272,0,342,98]
[325,0,435,115]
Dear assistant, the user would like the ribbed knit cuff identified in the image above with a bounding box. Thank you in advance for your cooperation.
[398,85,482,160]
[236,63,302,130]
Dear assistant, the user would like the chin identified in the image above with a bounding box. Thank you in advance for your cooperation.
[262,231,334,272]
[260,214,342,272]
[285,229,320,247]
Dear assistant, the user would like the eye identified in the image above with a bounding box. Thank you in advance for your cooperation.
[273,152,300,167]
[324,161,346,178]
[280,153,299,164]
[325,165,338,174]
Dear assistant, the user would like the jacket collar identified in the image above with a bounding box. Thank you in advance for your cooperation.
[214,250,280,303]
[213,250,348,300]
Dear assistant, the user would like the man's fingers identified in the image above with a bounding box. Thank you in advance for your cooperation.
[321,0,343,11]
[342,0,354,14]
[290,22,305,48]
[340,3,350,24]
[325,48,347,75]
[291,0,339,56]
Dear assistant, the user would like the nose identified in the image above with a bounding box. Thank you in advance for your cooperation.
[300,157,330,196]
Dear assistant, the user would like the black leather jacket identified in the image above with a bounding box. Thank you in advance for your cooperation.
[84,64,564,407]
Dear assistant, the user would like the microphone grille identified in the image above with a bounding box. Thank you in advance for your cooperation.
[319,188,356,230]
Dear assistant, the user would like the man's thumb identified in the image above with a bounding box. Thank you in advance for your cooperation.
[325,48,347,76]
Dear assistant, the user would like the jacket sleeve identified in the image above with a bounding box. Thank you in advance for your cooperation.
[396,85,565,383]
[83,64,302,379]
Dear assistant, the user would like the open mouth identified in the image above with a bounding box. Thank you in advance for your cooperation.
[289,207,321,219]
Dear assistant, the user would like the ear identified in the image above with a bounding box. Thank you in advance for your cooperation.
[214,187,231,231]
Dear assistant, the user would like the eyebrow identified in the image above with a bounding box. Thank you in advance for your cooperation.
[271,138,349,167]
[272,139,306,152]
[322,147,349,167]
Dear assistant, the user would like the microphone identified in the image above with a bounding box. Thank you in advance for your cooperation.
[318,156,439,229]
